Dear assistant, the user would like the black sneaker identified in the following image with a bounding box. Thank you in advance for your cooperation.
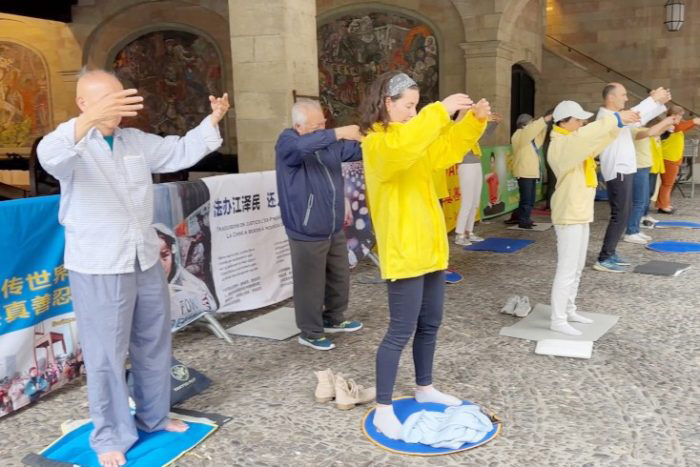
[518,223,533,230]
[504,218,519,225]
[657,208,675,215]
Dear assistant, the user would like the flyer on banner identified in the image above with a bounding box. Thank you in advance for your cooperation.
[204,171,294,311]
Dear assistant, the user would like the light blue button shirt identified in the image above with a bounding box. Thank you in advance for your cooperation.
[37,117,222,274]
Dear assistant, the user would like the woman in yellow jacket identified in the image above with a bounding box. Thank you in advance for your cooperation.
[509,112,552,227]
[359,71,488,438]
[544,101,639,335]
[657,106,699,214]
[627,116,677,237]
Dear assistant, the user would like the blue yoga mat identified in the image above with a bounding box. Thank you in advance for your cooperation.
[654,221,700,229]
[463,237,534,253]
[363,397,500,456]
[41,419,217,466]
[646,241,700,254]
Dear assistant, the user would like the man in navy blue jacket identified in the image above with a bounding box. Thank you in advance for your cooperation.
[276,99,364,350]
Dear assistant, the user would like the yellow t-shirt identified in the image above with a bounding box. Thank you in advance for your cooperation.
[633,127,653,169]
[662,131,685,163]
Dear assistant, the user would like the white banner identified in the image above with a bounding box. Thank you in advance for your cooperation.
[204,171,293,311]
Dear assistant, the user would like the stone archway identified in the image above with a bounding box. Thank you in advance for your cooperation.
[109,29,224,136]
[0,40,52,149]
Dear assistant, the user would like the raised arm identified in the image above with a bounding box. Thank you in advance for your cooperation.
[519,117,548,143]
[38,88,145,180]
[143,93,229,173]
[548,115,622,174]
[37,119,82,181]
[635,116,677,140]
[362,102,451,181]
[428,104,489,170]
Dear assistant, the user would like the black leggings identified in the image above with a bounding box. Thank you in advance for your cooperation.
[375,270,444,405]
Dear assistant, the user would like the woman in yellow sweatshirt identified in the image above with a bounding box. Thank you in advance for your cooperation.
[544,100,638,335]
[359,71,488,438]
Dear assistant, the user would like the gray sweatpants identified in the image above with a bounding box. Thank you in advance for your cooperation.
[288,231,350,339]
[69,258,172,454]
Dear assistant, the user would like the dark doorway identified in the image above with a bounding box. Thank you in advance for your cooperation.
[511,64,535,135]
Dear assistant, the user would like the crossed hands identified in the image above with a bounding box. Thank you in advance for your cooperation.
[442,94,491,120]
[649,87,672,105]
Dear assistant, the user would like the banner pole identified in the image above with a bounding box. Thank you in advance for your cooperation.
[195,313,234,344]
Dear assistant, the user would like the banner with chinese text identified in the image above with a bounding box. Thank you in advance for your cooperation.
[0,196,84,419]
[203,171,294,311]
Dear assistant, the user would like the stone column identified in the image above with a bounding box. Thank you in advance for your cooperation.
[461,40,516,143]
[228,0,319,172]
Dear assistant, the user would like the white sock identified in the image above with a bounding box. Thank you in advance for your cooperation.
[567,312,593,324]
[373,405,402,440]
[415,387,462,406]
[550,321,582,336]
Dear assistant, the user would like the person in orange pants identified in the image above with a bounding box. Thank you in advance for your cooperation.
[657,106,700,214]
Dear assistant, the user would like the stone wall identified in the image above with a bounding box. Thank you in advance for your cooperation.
[0,0,235,153]
[546,0,700,115]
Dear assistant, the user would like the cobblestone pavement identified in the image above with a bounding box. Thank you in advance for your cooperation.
[2,198,699,467]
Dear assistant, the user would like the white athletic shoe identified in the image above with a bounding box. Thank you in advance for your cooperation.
[644,215,660,224]
[454,234,472,246]
[623,233,649,245]
[513,296,532,317]
[468,233,484,242]
[501,295,520,315]
[638,232,652,242]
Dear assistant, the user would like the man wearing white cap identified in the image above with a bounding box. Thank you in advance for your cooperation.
[544,100,639,335]
[592,83,670,273]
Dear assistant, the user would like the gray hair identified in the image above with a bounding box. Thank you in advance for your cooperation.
[291,98,322,127]
[516,113,533,129]
[76,66,118,81]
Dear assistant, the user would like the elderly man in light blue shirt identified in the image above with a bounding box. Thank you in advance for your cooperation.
[38,69,229,467]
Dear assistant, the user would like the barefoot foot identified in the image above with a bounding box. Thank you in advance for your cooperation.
[165,418,189,432]
[98,451,126,467]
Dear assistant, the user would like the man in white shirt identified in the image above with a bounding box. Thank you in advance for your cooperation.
[38,69,229,467]
[592,83,670,273]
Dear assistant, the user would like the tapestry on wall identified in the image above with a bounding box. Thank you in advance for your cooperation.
[111,30,223,136]
[318,11,439,126]
[0,41,51,150]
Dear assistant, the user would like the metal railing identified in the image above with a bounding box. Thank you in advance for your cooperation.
[544,34,697,117]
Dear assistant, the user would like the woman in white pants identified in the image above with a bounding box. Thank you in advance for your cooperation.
[544,101,639,335]
[455,116,500,246]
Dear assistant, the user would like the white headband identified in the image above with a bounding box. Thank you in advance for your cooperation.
[387,73,417,97]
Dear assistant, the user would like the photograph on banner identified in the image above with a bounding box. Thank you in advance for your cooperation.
[153,182,217,332]
[480,145,545,219]
[342,161,375,268]
[1,197,84,418]
[204,171,293,311]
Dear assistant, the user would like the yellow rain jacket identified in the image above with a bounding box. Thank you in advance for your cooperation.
[547,115,621,225]
[362,103,486,280]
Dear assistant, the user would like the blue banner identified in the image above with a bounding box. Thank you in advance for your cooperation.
[0,196,73,336]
